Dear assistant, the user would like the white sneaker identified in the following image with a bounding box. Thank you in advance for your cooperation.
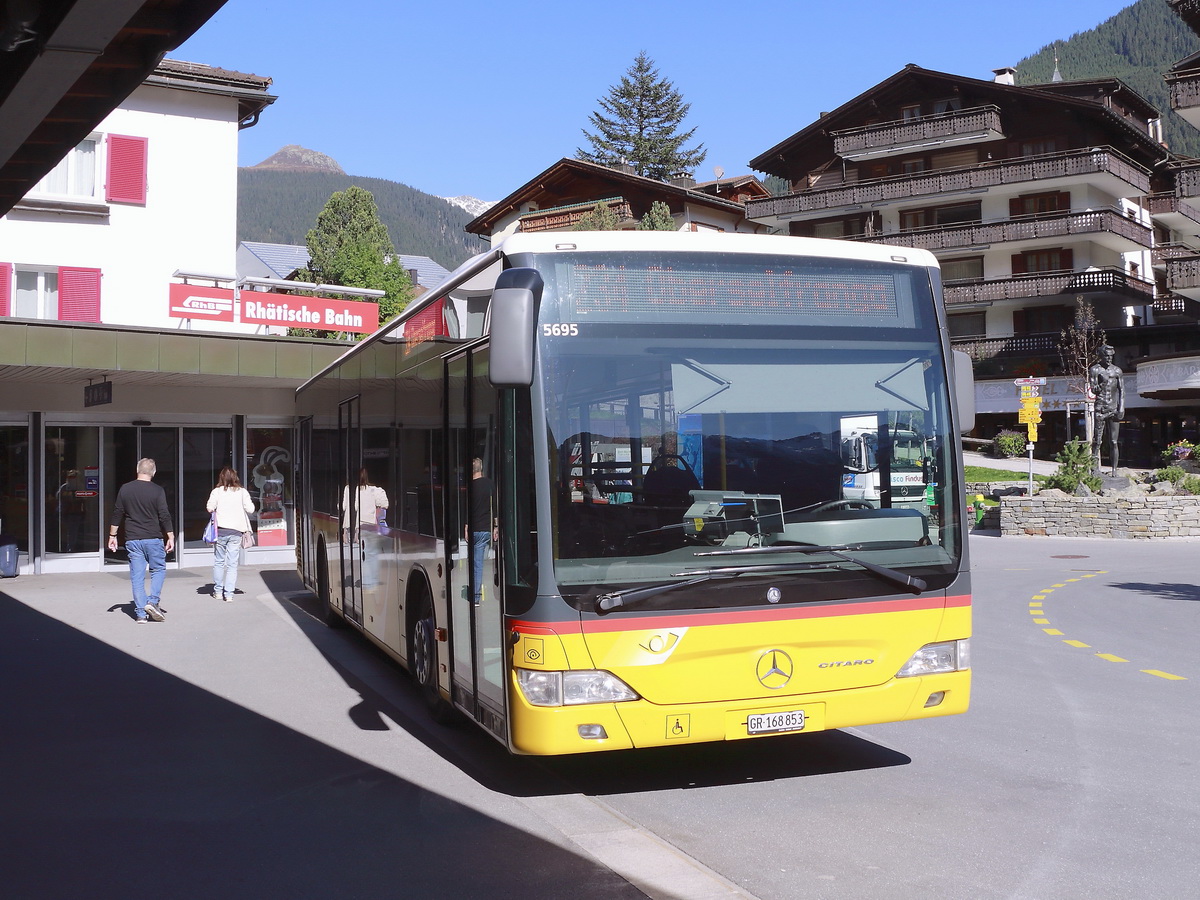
[144,603,165,622]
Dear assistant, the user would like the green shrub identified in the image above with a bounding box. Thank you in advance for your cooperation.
[1045,440,1102,493]
[1180,475,1200,495]
[1149,466,1187,485]
[992,429,1025,458]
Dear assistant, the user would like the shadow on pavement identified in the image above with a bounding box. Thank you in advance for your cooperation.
[1109,581,1200,602]
[0,590,645,900]
[257,572,911,801]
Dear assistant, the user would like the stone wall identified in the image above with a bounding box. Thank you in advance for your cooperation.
[998,492,1200,538]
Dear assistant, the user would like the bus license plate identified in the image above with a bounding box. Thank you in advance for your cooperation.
[746,709,806,735]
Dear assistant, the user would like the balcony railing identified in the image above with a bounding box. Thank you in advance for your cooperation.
[830,105,1003,157]
[1167,70,1200,111]
[951,331,1059,362]
[1152,293,1200,322]
[1169,0,1200,33]
[943,267,1155,306]
[1165,254,1200,291]
[849,208,1151,253]
[1170,161,1200,199]
[1153,242,1200,265]
[1145,191,1200,226]
[747,147,1151,220]
[518,197,633,233]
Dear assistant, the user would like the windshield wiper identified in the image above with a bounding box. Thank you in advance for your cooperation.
[591,563,822,614]
[693,544,927,595]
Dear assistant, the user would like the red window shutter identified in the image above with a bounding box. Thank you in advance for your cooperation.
[1057,191,1071,211]
[1011,254,1028,275]
[1009,197,1022,218]
[0,262,11,316]
[1060,248,1074,271]
[106,134,148,204]
[58,267,102,322]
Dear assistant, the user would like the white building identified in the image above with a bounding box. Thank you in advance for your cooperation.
[0,60,347,576]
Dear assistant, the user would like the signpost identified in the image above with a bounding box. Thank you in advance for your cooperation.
[1014,377,1046,495]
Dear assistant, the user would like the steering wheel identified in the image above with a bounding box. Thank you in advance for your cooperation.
[806,499,874,514]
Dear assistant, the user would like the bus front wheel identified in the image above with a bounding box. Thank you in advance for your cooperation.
[408,590,456,724]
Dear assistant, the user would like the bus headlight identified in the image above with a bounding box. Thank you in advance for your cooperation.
[895,639,970,678]
[516,669,639,707]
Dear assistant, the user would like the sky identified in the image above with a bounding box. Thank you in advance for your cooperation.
[174,1,1138,203]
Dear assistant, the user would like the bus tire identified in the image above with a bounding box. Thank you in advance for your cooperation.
[408,586,456,724]
[316,543,342,628]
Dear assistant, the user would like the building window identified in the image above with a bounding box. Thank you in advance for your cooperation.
[901,159,926,174]
[1019,138,1060,157]
[813,220,846,238]
[900,210,926,231]
[14,269,59,319]
[1011,191,1069,217]
[942,256,984,282]
[935,202,981,226]
[1015,248,1073,274]
[31,136,99,199]
[948,312,986,337]
[901,104,922,121]
[932,98,962,115]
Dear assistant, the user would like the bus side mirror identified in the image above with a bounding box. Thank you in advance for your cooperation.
[488,268,543,388]
[952,350,975,434]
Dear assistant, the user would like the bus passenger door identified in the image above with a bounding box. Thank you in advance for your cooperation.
[338,396,363,627]
[445,346,506,742]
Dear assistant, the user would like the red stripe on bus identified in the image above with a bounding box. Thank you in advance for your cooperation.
[510,594,970,634]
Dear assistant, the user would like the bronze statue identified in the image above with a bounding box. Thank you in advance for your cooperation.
[1089,344,1124,474]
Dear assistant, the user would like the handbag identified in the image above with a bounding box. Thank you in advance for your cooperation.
[241,530,256,549]
[203,512,218,543]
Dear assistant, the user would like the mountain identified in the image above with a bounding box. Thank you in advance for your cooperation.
[442,195,495,217]
[252,144,345,173]
[238,159,488,270]
[1015,0,1200,157]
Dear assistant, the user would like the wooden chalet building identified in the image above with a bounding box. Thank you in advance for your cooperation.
[746,63,1200,466]
[465,158,770,240]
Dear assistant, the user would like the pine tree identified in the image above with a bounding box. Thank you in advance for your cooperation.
[637,200,676,231]
[573,201,622,231]
[577,52,706,181]
[294,185,413,337]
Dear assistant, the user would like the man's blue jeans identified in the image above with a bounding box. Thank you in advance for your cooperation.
[471,531,490,604]
[126,538,166,620]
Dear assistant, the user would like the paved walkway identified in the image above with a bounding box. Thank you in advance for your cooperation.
[0,564,748,900]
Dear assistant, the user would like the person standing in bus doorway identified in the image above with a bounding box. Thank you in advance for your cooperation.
[206,466,256,602]
[342,468,389,587]
[107,458,175,623]
[466,457,496,606]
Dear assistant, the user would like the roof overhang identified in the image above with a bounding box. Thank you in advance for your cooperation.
[0,0,229,216]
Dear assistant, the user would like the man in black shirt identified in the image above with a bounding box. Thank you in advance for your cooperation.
[467,457,496,606]
[108,458,175,623]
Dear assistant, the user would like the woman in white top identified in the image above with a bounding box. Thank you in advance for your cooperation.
[342,467,389,587]
[206,466,256,601]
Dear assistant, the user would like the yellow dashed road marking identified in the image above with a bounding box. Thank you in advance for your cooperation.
[1028,571,1180,681]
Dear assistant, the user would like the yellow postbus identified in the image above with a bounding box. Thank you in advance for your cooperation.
[295,231,973,755]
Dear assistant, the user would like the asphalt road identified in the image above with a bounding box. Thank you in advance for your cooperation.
[548,534,1199,899]
[2,535,1196,899]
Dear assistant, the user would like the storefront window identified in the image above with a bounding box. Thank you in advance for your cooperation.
[0,425,30,552]
[247,427,293,546]
[46,426,101,555]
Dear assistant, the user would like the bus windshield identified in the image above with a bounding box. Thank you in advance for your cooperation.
[531,250,962,610]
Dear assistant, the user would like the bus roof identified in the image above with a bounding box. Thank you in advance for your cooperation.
[494,231,939,269]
